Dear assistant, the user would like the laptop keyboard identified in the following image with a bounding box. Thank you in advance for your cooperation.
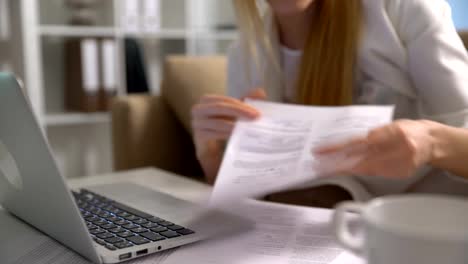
[73,189,195,251]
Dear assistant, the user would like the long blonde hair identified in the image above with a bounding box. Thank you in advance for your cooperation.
[233,0,362,106]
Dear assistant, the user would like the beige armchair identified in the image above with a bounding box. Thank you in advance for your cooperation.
[112,56,226,180]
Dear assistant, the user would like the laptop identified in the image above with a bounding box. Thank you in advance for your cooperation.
[0,73,249,263]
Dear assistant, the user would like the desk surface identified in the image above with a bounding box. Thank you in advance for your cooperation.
[68,167,212,204]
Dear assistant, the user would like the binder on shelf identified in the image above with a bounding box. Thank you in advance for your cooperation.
[99,39,118,111]
[0,0,11,41]
[64,38,100,112]
[121,0,140,33]
[142,0,161,33]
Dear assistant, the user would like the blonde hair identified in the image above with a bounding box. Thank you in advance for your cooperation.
[233,0,362,106]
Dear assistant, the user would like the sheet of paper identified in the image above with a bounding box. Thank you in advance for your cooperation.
[163,200,365,264]
[211,100,394,204]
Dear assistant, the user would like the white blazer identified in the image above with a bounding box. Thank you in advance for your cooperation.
[226,0,468,199]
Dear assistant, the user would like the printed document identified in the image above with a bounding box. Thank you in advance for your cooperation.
[211,100,394,204]
[163,200,364,264]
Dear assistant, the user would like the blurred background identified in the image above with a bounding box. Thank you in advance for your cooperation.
[0,0,236,179]
[0,0,466,179]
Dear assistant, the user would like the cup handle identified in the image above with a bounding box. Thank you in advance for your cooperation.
[333,202,365,256]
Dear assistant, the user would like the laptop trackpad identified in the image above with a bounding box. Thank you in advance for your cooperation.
[84,182,199,220]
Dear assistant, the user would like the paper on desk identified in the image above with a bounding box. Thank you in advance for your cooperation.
[163,200,365,264]
[211,100,394,204]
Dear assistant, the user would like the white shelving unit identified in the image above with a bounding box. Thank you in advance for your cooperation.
[12,0,237,178]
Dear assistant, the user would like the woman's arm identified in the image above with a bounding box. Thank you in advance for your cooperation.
[400,0,468,124]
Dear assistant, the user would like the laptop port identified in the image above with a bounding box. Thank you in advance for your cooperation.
[136,249,148,256]
[119,253,132,260]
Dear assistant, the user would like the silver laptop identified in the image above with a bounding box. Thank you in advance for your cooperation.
[0,73,249,263]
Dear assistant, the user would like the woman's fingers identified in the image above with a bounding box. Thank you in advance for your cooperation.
[192,93,263,146]
[192,118,236,133]
[194,128,234,141]
[242,88,267,100]
[200,94,244,105]
[315,120,434,179]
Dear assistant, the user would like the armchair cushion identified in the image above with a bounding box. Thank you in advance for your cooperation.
[112,95,202,177]
[161,56,227,134]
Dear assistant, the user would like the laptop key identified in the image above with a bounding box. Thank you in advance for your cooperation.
[101,223,117,230]
[117,212,131,218]
[90,229,106,235]
[97,211,111,218]
[160,231,180,238]
[95,219,109,226]
[123,223,139,229]
[106,216,120,222]
[126,236,150,245]
[124,215,140,221]
[90,218,106,224]
[131,227,148,234]
[105,237,124,244]
[117,231,135,238]
[114,219,130,225]
[167,225,184,231]
[105,244,117,251]
[140,232,166,242]
[133,218,148,225]
[150,226,167,233]
[148,217,164,223]
[177,229,195,236]
[109,227,126,233]
[90,208,101,214]
[85,215,99,221]
[87,223,98,230]
[142,222,159,228]
[159,221,174,227]
[112,202,153,219]
[95,239,107,246]
[96,232,115,239]
[107,208,121,214]
[114,241,134,249]
[82,211,92,218]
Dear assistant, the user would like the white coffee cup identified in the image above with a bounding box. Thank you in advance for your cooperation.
[333,195,468,264]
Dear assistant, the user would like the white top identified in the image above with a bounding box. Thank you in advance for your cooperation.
[280,46,301,102]
[226,0,468,199]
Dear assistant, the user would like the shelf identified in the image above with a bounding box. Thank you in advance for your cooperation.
[39,25,237,40]
[45,113,110,126]
[125,29,237,40]
[39,25,117,37]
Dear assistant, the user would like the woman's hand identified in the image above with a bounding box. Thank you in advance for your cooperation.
[192,88,266,183]
[313,120,438,179]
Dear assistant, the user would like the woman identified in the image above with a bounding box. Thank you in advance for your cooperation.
[191,0,468,201]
